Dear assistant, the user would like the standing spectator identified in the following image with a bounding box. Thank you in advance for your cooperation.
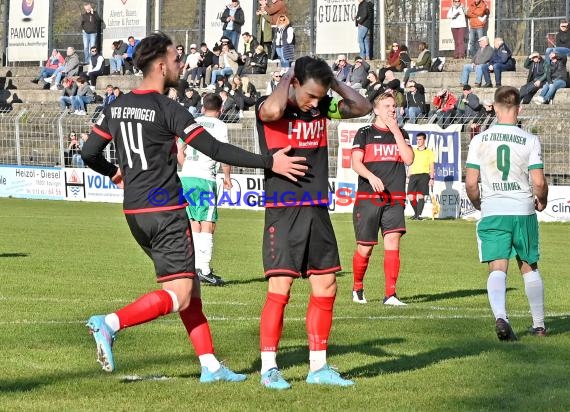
[221,0,245,51]
[545,19,570,62]
[123,36,141,75]
[355,0,372,60]
[407,132,434,221]
[332,54,353,83]
[350,92,414,306]
[447,0,467,58]
[210,43,238,85]
[430,89,458,128]
[32,49,64,84]
[520,52,548,104]
[110,40,127,75]
[71,76,95,115]
[273,15,295,69]
[237,32,260,76]
[481,38,516,87]
[346,56,371,90]
[378,42,402,83]
[534,51,569,104]
[455,84,481,123]
[81,2,101,63]
[403,41,431,84]
[255,56,371,389]
[175,45,187,77]
[256,0,273,54]
[50,47,80,90]
[404,80,426,124]
[465,86,548,341]
[245,45,268,74]
[266,0,288,25]
[466,0,490,57]
[58,77,78,113]
[460,36,493,87]
[86,46,104,86]
[265,70,281,94]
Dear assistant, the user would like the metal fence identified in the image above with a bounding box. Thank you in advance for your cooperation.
[0,108,568,186]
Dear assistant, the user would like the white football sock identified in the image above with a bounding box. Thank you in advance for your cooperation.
[523,270,545,328]
[164,289,179,313]
[104,313,120,333]
[260,351,277,374]
[202,232,213,275]
[309,350,327,372]
[199,353,221,372]
[193,232,206,273]
[487,271,507,321]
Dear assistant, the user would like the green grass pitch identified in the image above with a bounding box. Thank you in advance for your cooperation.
[1,198,569,411]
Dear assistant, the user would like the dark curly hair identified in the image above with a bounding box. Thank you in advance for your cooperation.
[134,32,173,75]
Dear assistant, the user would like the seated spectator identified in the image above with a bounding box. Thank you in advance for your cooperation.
[113,86,123,99]
[332,54,352,83]
[384,79,405,126]
[460,36,494,87]
[470,99,495,138]
[210,43,238,85]
[379,42,403,83]
[520,51,548,104]
[219,89,240,123]
[64,131,80,167]
[110,40,127,75]
[430,88,457,128]
[365,71,383,102]
[167,87,179,102]
[231,75,259,111]
[32,49,64,84]
[86,46,104,86]
[534,51,569,104]
[59,77,78,112]
[346,56,371,90]
[404,80,426,124]
[123,36,141,74]
[403,41,432,84]
[266,70,281,94]
[182,44,203,86]
[71,76,95,115]
[398,45,412,71]
[91,84,116,122]
[237,32,260,76]
[202,43,218,87]
[382,69,397,88]
[244,45,268,74]
[481,38,515,87]
[213,75,232,94]
[76,133,90,168]
[175,44,187,76]
[180,87,201,117]
[49,47,80,90]
[455,84,481,124]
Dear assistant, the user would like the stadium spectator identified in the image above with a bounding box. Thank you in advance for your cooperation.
[237,32,259,76]
[123,36,141,75]
[175,45,187,77]
[384,79,405,126]
[71,76,95,115]
[273,15,295,69]
[167,87,179,102]
[365,71,383,102]
[80,2,101,63]
[199,43,215,87]
[221,0,245,50]
[465,0,489,57]
[398,45,412,72]
[182,44,202,86]
[266,0,288,25]
[403,41,431,84]
[378,42,403,83]
[49,47,80,90]
[210,43,238,85]
[219,89,240,123]
[447,0,467,58]
[231,75,259,111]
[91,84,116,123]
[177,93,232,286]
[255,56,371,389]
[355,0,372,60]
[545,19,570,62]
[82,31,306,378]
[460,36,493,87]
[110,40,127,75]
[455,84,481,123]
[404,80,426,124]
[64,131,81,167]
[213,75,232,94]
[113,86,123,99]
[520,52,548,104]
[245,45,268,74]
[465,86,548,341]
[332,54,352,83]
[256,0,273,54]
[469,99,495,138]
[58,77,78,113]
[430,88,458,128]
[346,56,371,90]
[86,46,104,86]
[534,51,569,104]
[407,132,434,221]
[180,87,201,117]
[351,92,414,306]
[265,70,281,94]
[481,38,515,87]
[31,49,64,84]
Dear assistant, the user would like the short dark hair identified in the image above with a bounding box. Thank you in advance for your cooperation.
[494,86,520,108]
[134,32,173,75]
[294,56,333,88]
[202,93,223,111]
[416,132,427,139]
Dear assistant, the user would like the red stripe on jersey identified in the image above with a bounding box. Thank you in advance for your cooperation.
[183,124,206,144]
[132,89,160,94]
[265,268,301,277]
[123,204,187,214]
[306,266,342,275]
[157,272,196,283]
[263,117,328,150]
[352,147,364,153]
[363,143,403,163]
[93,125,112,141]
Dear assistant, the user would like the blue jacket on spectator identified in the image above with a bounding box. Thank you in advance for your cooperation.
[126,38,140,59]
[490,42,515,68]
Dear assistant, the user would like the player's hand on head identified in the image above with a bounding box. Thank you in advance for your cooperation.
[271,145,307,182]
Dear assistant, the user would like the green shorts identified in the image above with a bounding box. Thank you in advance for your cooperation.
[476,214,539,264]
[180,177,218,222]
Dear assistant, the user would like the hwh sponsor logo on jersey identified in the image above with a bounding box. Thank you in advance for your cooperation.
[288,118,326,147]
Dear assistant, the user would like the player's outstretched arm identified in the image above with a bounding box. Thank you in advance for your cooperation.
[465,167,481,210]
[81,133,119,180]
[330,78,372,119]
[530,168,548,211]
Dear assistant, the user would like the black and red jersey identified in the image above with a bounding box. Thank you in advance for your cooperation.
[256,95,333,207]
[352,124,410,194]
[87,90,272,213]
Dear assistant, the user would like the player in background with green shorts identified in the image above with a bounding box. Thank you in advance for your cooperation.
[465,86,549,341]
[178,93,232,286]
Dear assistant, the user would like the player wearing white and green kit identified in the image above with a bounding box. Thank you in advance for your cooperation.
[178,93,232,286]
[465,86,548,341]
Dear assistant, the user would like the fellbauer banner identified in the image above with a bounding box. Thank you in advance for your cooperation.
[316,0,359,55]
[102,0,148,58]
[8,0,50,62]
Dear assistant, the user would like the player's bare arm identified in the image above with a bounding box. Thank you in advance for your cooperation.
[330,78,372,119]
[351,150,384,192]
[530,168,548,211]
[465,167,481,210]
[258,65,295,122]
[176,140,186,167]
[222,164,232,190]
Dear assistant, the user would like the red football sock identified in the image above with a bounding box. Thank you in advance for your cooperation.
[260,292,289,352]
[179,298,214,356]
[115,290,173,329]
[384,250,401,297]
[306,295,335,351]
[352,250,370,290]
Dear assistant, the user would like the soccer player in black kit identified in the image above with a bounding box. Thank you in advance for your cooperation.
[255,57,372,389]
[81,32,307,381]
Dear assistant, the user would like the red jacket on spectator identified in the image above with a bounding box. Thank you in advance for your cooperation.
[45,50,65,70]
[433,91,458,112]
[466,0,490,29]
[387,46,401,68]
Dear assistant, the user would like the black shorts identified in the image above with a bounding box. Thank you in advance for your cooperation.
[263,206,341,278]
[125,207,196,282]
[353,199,406,244]
[408,173,430,196]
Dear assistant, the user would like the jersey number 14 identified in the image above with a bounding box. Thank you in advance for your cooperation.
[120,122,148,170]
